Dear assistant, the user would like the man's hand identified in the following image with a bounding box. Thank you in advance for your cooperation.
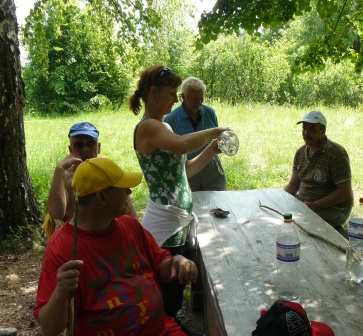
[47,153,83,220]
[169,255,198,285]
[54,260,83,299]
[56,153,83,171]
[38,260,83,335]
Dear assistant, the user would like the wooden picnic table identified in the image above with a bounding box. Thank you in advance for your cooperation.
[192,188,362,336]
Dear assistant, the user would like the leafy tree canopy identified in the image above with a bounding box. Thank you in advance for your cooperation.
[140,0,199,76]
[21,0,200,114]
[197,0,363,73]
[24,0,162,51]
[21,0,164,113]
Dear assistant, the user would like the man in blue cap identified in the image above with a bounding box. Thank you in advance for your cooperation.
[43,122,138,238]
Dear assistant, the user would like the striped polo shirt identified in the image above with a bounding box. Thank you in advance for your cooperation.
[293,136,353,209]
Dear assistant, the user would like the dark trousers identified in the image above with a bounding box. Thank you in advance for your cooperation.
[160,245,188,317]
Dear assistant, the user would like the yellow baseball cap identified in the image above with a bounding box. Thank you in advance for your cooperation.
[72,158,143,196]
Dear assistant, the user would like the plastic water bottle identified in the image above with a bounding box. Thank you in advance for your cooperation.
[276,213,301,302]
[345,197,363,283]
[217,131,239,156]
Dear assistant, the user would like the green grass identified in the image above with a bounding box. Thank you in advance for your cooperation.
[24,103,363,218]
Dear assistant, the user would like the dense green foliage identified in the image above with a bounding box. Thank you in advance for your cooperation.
[137,0,197,75]
[198,0,363,73]
[25,104,363,218]
[22,0,136,114]
[20,0,363,114]
[190,35,292,105]
[189,33,363,108]
[21,0,199,114]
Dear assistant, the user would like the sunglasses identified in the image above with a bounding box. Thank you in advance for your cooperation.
[72,140,97,150]
[154,67,173,84]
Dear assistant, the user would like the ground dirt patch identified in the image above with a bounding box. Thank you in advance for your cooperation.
[0,246,205,336]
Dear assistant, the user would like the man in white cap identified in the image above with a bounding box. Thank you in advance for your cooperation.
[34,157,198,336]
[284,110,353,236]
[43,122,138,238]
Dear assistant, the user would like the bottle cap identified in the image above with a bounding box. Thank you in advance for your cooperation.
[283,213,292,220]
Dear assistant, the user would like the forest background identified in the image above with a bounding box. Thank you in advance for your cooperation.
[20,0,363,115]
[3,0,363,246]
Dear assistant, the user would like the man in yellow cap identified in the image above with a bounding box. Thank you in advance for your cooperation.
[34,158,198,336]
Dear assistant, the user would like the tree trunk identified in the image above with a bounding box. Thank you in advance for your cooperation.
[0,0,43,241]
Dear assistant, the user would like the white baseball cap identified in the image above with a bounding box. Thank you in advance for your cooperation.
[297,110,327,127]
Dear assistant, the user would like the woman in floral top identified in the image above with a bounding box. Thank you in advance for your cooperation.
[129,64,230,319]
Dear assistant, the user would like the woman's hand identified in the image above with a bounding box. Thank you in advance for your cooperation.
[208,138,222,155]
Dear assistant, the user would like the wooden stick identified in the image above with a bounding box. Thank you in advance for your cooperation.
[258,201,346,253]
[69,189,79,336]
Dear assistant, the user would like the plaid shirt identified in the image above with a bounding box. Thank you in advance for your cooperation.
[293,136,353,209]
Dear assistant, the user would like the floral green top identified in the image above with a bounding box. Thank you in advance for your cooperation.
[134,118,193,213]
[134,118,193,247]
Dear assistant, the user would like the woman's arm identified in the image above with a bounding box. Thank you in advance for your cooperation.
[185,139,221,178]
[135,118,230,155]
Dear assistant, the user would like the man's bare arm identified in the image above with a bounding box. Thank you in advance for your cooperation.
[38,260,83,336]
[46,154,82,220]
[284,171,300,196]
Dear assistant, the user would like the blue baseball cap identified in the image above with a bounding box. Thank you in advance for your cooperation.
[68,122,99,139]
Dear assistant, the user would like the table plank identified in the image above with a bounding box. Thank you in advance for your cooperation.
[193,188,363,336]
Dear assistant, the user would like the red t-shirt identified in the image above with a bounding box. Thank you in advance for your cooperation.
[34,216,185,335]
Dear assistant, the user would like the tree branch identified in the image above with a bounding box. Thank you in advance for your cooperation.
[258,201,346,253]
[333,0,348,34]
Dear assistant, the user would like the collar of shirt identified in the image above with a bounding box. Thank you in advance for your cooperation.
[304,135,328,155]
[180,103,205,130]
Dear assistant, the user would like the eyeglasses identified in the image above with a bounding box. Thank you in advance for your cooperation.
[72,140,97,150]
[154,67,173,84]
